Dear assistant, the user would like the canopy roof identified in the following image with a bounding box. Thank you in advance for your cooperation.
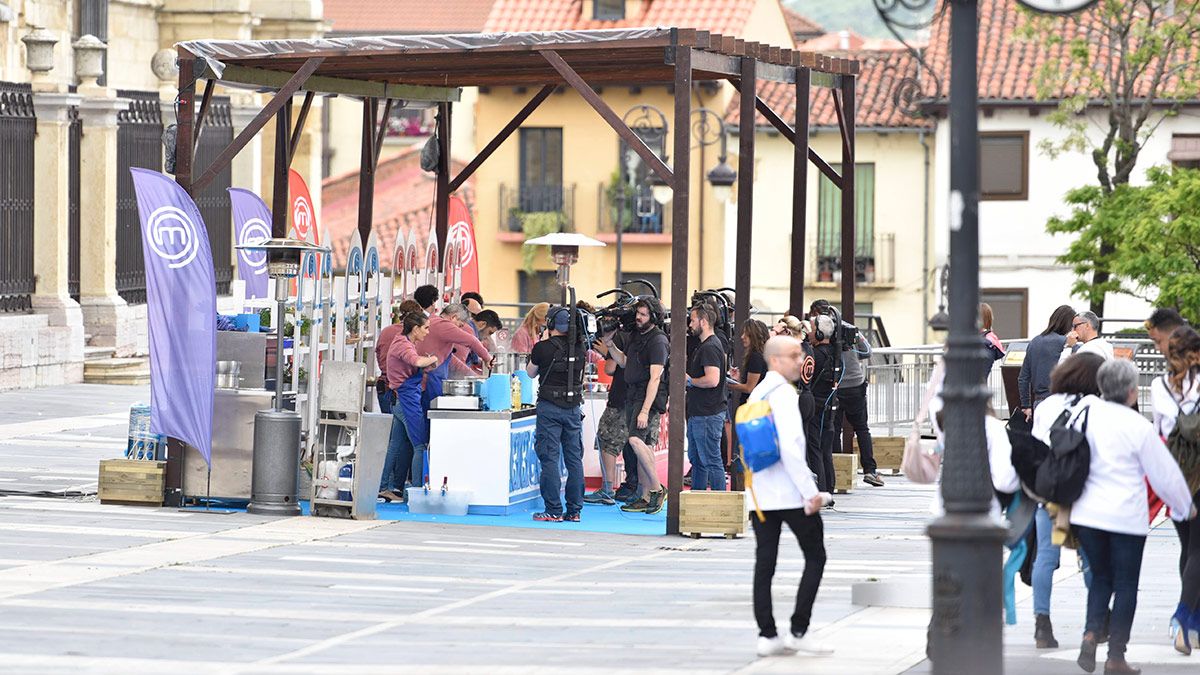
[178,27,858,97]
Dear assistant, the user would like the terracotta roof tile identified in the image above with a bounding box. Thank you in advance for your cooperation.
[798,30,906,53]
[724,48,931,130]
[925,0,1200,103]
[483,0,765,40]
[322,145,474,269]
[783,7,822,39]
[325,0,496,34]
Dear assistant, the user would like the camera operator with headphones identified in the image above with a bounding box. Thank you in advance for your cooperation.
[526,306,588,523]
[808,311,840,493]
[604,297,669,515]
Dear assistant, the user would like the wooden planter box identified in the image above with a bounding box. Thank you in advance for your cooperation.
[98,459,166,506]
[856,436,905,474]
[679,490,746,538]
[833,453,859,494]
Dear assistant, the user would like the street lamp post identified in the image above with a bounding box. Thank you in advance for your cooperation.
[928,1,1006,673]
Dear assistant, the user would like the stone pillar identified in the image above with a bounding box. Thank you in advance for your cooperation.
[30,91,86,382]
[77,87,136,355]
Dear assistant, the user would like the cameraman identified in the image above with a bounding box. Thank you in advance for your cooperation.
[526,307,586,523]
[834,322,882,487]
[809,314,839,493]
[603,298,668,515]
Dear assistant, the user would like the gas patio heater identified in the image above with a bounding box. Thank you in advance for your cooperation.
[523,231,606,304]
[235,237,329,516]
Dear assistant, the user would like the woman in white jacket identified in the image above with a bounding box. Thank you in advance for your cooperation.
[1072,359,1196,675]
[747,336,834,658]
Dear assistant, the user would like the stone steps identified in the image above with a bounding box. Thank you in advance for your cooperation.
[84,357,150,385]
[84,346,116,362]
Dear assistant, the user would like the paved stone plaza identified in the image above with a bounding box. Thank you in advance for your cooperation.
[0,384,1196,674]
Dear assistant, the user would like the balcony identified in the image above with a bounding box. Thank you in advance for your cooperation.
[807,233,896,286]
[596,181,667,235]
[500,183,576,234]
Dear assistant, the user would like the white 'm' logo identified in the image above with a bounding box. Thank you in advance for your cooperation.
[147,206,200,269]
[293,196,312,240]
[448,220,475,267]
[238,218,270,275]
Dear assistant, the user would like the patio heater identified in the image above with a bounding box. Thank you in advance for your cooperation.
[235,237,329,516]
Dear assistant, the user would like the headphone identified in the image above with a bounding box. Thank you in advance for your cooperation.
[812,312,838,343]
[637,296,664,328]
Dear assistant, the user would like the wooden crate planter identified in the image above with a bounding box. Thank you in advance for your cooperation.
[833,453,859,494]
[679,490,746,538]
[857,436,905,474]
[98,459,165,506]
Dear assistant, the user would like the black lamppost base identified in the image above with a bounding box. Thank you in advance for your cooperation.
[928,513,1006,675]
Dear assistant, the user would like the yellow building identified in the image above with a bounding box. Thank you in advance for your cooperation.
[726,48,937,345]
[470,0,797,308]
[0,0,326,390]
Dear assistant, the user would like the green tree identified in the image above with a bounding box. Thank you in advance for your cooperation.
[1050,167,1200,323]
[1017,0,1200,315]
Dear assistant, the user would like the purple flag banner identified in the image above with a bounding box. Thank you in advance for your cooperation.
[228,187,271,300]
[130,168,216,466]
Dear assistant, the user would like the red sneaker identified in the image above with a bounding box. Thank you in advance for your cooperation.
[532,512,562,522]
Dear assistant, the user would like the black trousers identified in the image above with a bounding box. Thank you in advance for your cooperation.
[835,382,877,474]
[752,508,826,638]
[799,389,827,490]
[812,388,837,492]
[1174,489,1200,608]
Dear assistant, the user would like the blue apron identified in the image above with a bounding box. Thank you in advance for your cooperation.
[421,351,452,411]
[396,374,429,449]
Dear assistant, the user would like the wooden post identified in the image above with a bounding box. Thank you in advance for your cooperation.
[357,97,376,245]
[734,57,756,368]
[271,98,292,239]
[838,76,856,456]
[666,45,692,536]
[790,68,811,315]
[434,102,451,263]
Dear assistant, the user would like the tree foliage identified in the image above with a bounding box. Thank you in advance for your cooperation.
[1016,0,1200,314]
[1050,167,1200,323]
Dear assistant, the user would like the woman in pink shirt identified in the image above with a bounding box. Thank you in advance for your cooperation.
[381,312,439,502]
[511,302,549,354]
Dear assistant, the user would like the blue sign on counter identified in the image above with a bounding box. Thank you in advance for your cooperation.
[508,416,567,505]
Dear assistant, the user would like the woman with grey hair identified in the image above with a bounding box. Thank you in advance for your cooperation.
[1070,358,1197,675]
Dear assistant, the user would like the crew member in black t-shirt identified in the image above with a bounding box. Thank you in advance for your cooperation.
[584,330,637,505]
[603,298,669,514]
[808,314,840,492]
[526,307,586,523]
[686,305,729,491]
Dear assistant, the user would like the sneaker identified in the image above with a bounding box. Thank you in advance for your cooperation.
[620,497,650,512]
[377,490,404,503]
[614,485,639,503]
[563,512,580,522]
[583,489,616,505]
[756,636,787,657]
[645,489,666,515]
[863,472,885,487]
[532,512,563,522]
[785,632,833,655]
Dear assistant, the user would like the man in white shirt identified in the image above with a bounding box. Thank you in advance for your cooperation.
[1061,311,1114,362]
[748,336,834,658]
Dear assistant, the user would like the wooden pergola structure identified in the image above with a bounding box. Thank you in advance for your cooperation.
[175,28,859,533]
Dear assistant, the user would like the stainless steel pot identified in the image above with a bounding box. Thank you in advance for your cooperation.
[490,352,529,375]
[216,360,241,389]
[442,379,477,397]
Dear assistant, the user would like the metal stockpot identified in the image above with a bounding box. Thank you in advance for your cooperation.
[443,379,478,397]
[490,352,529,375]
[216,361,241,389]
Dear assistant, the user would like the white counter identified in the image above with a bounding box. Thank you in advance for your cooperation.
[428,407,549,515]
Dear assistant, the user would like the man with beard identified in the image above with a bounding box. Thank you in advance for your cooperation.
[603,298,669,515]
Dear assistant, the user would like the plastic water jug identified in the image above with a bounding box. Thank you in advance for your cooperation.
[484,373,511,411]
[337,462,353,501]
[515,370,535,406]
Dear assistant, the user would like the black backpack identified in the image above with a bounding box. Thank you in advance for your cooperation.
[1164,376,1200,495]
[1033,400,1092,506]
[1007,409,1048,492]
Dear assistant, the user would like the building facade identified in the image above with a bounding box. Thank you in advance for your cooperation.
[0,0,326,391]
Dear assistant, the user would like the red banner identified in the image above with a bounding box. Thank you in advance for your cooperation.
[447,196,479,293]
[288,169,318,244]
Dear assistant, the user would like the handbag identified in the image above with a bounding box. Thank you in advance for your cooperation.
[902,361,943,484]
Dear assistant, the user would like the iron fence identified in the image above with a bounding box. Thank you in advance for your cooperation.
[115,91,163,305]
[194,97,233,294]
[597,181,666,234]
[0,81,36,313]
[499,183,575,233]
[68,103,82,301]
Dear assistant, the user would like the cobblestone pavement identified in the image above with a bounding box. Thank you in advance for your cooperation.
[0,383,1196,673]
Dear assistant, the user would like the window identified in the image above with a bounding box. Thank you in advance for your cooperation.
[518,271,559,305]
[1168,134,1200,169]
[980,132,1028,200]
[518,127,563,213]
[980,289,1028,340]
[615,127,667,233]
[816,163,875,282]
[594,0,625,20]
[386,107,433,137]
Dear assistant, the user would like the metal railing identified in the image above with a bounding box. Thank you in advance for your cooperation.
[810,233,896,285]
[865,338,1167,438]
[597,181,666,234]
[499,183,576,233]
[0,81,36,313]
[115,91,164,305]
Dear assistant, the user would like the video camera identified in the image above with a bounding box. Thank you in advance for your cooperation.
[690,288,736,360]
[595,279,667,335]
[811,302,861,348]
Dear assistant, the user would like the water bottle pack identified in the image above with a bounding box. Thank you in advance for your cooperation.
[125,403,166,461]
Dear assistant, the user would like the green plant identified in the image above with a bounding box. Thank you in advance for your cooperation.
[259,307,271,327]
[518,211,565,273]
[605,169,636,232]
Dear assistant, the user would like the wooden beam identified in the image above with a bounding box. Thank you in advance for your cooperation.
[435,102,451,265]
[192,57,324,193]
[287,91,315,163]
[732,79,843,188]
[790,67,811,316]
[271,98,292,240]
[449,84,553,193]
[839,74,856,325]
[540,49,673,185]
[373,98,394,170]
[174,53,196,196]
[358,97,376,246]
[683,49,794,83]
[665,45,691,537]
[734,56,756,369]
[209,63,461,102]
[192,78,214,155]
